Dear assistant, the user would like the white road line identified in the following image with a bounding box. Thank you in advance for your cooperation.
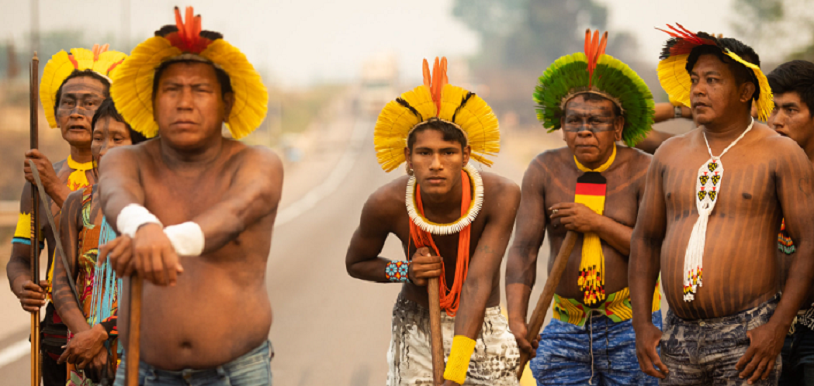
[0,340,29,369]
[0,119,371,370]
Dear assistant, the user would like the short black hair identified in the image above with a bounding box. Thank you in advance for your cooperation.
[768,60,814,117]
[151,60,233,100]
[91,99,149,144]
[54,69,111,120]
[566,92,622,118]
[407,118,467,151]
[686,37,761,109]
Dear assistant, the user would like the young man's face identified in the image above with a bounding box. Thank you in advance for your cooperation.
[153,62,234,150]
[690,54,755,126]
[561,94,623,167]
[405,129,471,197]
[56,76,107,148]
[91,117,133,165]
[769,91,814,150]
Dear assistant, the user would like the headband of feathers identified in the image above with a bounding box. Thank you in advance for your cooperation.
[656,23,773,121]
[534,29,655,147]
[110,6,268,139]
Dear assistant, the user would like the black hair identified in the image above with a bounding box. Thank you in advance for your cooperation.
[567,92,622,117]
[91,99,149,144]
[54,69,111,120]
[768,60,814,117]
[686,35,761,108]
[151,60,233,100]
[407,118,467,151]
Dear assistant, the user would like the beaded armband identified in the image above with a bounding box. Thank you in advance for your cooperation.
[385,261,410,283]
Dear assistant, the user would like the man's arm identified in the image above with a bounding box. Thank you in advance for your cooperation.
[6,183,47,312]
[736,139,814,383]
[630,152,669,379]
[98,147,146,228]
[24,150,72,208]
[51,190,88,333]
[505,157,547,356]
[191,146,283,254]
[454,180,520,339]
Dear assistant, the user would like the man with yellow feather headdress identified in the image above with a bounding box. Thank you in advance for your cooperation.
[630,24,814,385]
[94,6,282,386]
[345,57,521,385]
[506,29,660,385]
[5,44,126,386]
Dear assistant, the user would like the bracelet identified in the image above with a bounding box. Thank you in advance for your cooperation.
[385,261,410,283]
[117,204,162,238]
[443,335,476,384]
[674,105,683,119]
[164,221,205,257]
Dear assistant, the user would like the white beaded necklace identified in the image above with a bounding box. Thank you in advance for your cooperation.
[683,118,754,302]
[406,164,484,235]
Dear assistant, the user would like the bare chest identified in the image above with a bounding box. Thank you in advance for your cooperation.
[544,171,641,229]
[141,169,230,225]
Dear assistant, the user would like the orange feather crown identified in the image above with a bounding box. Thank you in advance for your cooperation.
[110,6,268,139]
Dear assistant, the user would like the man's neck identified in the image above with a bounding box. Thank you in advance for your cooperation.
[159,136,224,170]
[69,145,93,164]
[420,175,464,218]
[576,148,614,170]
[701,112,753,144]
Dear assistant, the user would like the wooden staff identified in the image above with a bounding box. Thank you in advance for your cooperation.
[516,231,578,380]
[427,277,444,385]
[29,52,40,386]
[126,276,142,386]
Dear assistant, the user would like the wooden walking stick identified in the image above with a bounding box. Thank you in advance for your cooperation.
[29,52,40,386]
[126,276,142,386]
[516,231,578,380]
[427,277,444,385]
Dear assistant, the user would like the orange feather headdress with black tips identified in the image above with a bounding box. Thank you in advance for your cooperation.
[111,6,268,139]
[656,23,773,121]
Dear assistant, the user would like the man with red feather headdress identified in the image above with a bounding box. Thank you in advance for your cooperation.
[96,7,282,386]
[630,24,814,385]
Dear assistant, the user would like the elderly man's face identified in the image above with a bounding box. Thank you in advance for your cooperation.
[56,76,107,148]
[561,94,623,168]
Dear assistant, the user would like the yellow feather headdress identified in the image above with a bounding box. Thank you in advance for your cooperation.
[40,44,127,128]
[110,6,268,139]
[374,57,499,172]
[656,23,773,121]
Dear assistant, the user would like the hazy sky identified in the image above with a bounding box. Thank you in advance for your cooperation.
[0,0,776,87]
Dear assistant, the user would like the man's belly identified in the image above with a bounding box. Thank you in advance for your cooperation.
[120,269,272,370]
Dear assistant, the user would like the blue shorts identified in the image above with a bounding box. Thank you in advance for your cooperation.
[113,340,272,386]
[531,311,663,386]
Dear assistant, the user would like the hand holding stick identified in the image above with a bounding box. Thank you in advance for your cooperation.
[126,276,142,386]
[516,231,578,379]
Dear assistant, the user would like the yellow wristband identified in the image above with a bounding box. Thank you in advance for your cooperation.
[443,335,476,385]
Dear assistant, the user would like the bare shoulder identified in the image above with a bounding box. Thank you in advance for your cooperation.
[224,140,283,171]
[480,170,520,199]
[526,146,572,179]
[753,123,802,153]
[616,146,652,173]
[363,175,409,220]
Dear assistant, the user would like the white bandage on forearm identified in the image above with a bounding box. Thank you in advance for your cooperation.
[117,204,162,238]
[163,222,205,257]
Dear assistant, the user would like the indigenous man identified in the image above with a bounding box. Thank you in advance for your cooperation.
[97,7,281,385]
[53,99,150,385]
[505,30,660,385]
[5,45,126,386]
[345,57,521,385]
[630,25,814,385]
[766,60,814,385]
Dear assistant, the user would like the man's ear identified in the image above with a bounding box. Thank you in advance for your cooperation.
[222,92,235,121]
[404,146,412,171]
[614,116,625,142]
[740,82,757,104]
[462,145,471,166]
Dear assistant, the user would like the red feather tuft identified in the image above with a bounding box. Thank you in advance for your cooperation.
[166,6,213,54]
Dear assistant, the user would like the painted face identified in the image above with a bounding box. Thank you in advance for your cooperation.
[91,117,133,166]
[561,94,623,168]
[56,76,107,147]
[405,129,471,197]
[769,91,814,149]
[689,54,755,126]
[153,62,233,150]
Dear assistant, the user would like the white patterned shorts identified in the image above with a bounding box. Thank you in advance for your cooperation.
[386,295,520,386]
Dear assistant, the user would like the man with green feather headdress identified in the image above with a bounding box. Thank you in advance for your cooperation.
[506,30,660,385]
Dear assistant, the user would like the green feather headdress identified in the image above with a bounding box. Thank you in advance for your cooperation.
[534,30,655,147]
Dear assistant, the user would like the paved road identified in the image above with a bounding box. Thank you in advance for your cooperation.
[0,110,550,385]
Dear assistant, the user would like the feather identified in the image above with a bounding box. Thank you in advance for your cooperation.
[185,7,195,46]
[423,59,431,88]
[174,7,185,42]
